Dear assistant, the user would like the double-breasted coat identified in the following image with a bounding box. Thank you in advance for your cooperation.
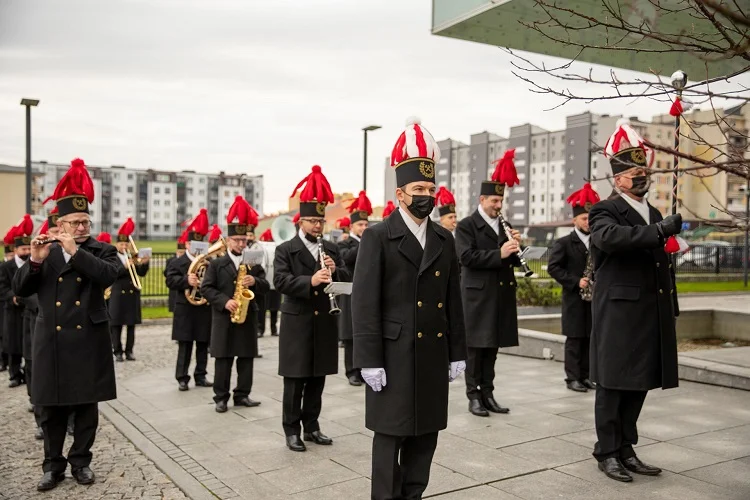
[337,236,359,341]
[274,235,350,378]
[547,231,592,338]
[108,257,148,326]
[589,195,679,391]
[0,259,26,355]
[454,210,519,349]
[200,255,269,358]
[165,254,212,343]
[22,293,39,360]
[13,238,120,405]
[165,255,178,312]
[352,211,466,437]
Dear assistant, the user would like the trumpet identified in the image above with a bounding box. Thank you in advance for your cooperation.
[316,236,341,316]
[498,214,534,278]
[123,236,143,291]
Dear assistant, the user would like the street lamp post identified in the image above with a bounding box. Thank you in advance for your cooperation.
[743,180,749,287]
[670,71,687,217]
[20,98,40,214]
[362,125,382,191]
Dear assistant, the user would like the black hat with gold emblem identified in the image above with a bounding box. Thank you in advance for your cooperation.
[566,183,601,217]
[481,149,519,197]
[184,209,209,241]
[43,158,95,217]
[435,186,457,217]
[12,214,34,247]
[604,119,654,175]
[347,190,373,224]
[47,206,60,228]
[390,117,440,187]
[291,165,334,218]
[226,196,259,237]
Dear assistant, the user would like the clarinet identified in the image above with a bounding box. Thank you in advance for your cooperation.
[316,236,341,316]
[498,214,534,277]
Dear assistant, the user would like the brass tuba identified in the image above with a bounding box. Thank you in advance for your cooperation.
[185,238,227,305]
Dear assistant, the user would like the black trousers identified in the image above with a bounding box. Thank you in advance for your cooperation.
[342,339,359,379]
[213,357,254,403]
[39,403,98,473]
[8,353,23,382]
[25,358,33,398]
[593,386,648,462]
[371,432,439,500]
[282,376,325,437]
[175,340,209,383]
[256,295,267,334]
[564,337,590,382]
[110,325,135,355]
[465,347,497,400]
[0,351,7,368]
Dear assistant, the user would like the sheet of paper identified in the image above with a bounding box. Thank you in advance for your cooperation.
[138,247,152,258]
[190,241,208,255]
[324,282,353,296]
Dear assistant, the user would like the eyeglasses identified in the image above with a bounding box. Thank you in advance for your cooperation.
[301,219,326,227]
[63,220,92,229]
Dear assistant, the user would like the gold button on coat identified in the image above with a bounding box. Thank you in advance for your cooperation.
[130,290,134,294]
[58,277,63,282]
[76,325,82,330]
[314,291,318,296]
[435,271,440,277]
[437,303,443,308]
[659,289,663,294]
[417,332,423,338]
[76,277,82,282]
[56,301,61,307]
[437,332,443,338]
[314,311,319,316]
[75,301,80,306]
[56,326,62,331]
[656,262,660,267]
[499,282,504,286]
[417,301,422,307]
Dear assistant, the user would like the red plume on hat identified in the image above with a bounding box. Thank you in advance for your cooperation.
[118,217,135,237]
[604,119,654,167]
[347,191,373,216]
[390,117,441,166]
[3,227,15,246]
[43,158,95,204]
[188,208,209,237]
[337,217,351,229]
[259,229,273,242]
[178,229,189,245]
[39,219,49,235]
[490,149,519,187]
[435,186,456,208]
[566,183,601,208]
[18,214,34,237]
[292,212,300,224]
[382,201,396,218]
[227,196,259,227]
[96,232,112,244]
[290,165,334,204]
[208,224,222,243]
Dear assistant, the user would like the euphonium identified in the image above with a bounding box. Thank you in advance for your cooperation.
[185,238,228,306]
[230,264,254,324]
[580,251,594,302]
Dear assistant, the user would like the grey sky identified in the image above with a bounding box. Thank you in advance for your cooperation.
[0,0,710,213]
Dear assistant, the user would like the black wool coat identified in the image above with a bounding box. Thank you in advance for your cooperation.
[164,255,178,312]
[0,260,25,355]
[274,235,350,378]
[22,294,39,360]
[165,253,212,343]
[108,258,148,326]
[454,210,519,349]
[13,238,120,405]
[589,196,679,391]
[200,255,269,358]
[547,231,592,338]
[337,236,359,341]
[352,211,466,437]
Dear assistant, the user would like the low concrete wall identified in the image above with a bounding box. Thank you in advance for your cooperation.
[714,310,750,342]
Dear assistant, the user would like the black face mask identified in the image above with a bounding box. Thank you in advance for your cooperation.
[629,176,650,197]
[405,195,435,220]
[18,254,30,261]
[304,233,318,244]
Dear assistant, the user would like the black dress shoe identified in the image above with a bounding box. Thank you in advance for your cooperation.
[469,399,489,417]
[71,466,95,485]
[215,401,228,413]
[286,435,306,452]
[582,379,596,390]
[567,380,588,393]
[8,379,21,388]
[37,471,65,491]
[622,456,662,476]
[115,353,124,362]
[482,396,510,414]
[178,381,189,391]
[598,457,633,482]
[271,328,278,336]
[194,379,213,387]
[35,426,44,440]
[125,353,136,361]
[234,397,261,407]
[348,375,362,386]
[303,431,332,445]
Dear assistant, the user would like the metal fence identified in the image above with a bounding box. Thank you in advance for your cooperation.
[140,252,174,297]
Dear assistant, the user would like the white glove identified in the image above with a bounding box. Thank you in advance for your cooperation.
[449,361,466,382]
[361,368,387,392]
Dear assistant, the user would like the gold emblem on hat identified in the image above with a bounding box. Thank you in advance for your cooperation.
[316,202,327,216]
[584,201,593,212]
[418,162,435,179]
[72,196,87,211]
[630,149,646,165]
[358,210,367,219]
[236,224,247,234]
[449,203,455,212]
[494,184,505,195]
[21,236,31,245]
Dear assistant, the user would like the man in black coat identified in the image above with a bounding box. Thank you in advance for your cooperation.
[274,165,351,452]
[164,240,186,313]
[201,210,269,413]
[353,119,467,500]
[165,230,213,391]
[14,163,120,491]
[547,183,600,393]
[588,122,682,483]
[0,233,15,373]
[454,152,522,418]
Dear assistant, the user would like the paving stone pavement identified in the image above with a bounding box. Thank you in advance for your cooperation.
[4,322,750,499]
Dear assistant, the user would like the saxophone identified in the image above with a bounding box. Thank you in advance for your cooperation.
[230,264,255,324]
[580,251,594,302]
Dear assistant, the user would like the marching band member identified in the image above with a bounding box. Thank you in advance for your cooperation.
[258,229,280,336]
[245,223,264,358]
[0,228,15,372]
[435,186,458,235]
[381,200,396,219]
[353,118,466,500]
[109,217,149,362]
[338,191,372,386]
[0,215,34,387]
[455,150,521,417]
[274,165,350,452]
[164,232,187,314]
[208,224,222,245]
[165,210,213,391]
[201,196,268,413]
[336,216,350,241]
[15,158,120,491]
[589,120,681,482]
[547,184,600,392]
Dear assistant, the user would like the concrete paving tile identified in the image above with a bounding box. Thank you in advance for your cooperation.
[213,433,285,456]
[636,442,726,473]
[180,442,225,460]
[622,471,740,500]
[423,464,479,497]
[490,469,617,499]
[503,413,592,436]
[453,423,549,449]
[288,477,371,500]
[555,458,676,492]
[235,444,324,474]
[670,425,750,460]
[259,459,361,494]
[683,460,750,493]
[222,472,287,500]
[335,414,374,437]
[307,433,374,477]
[558,408,596,424]
[200,455,252,480]
[427,485,522,499]
[521,395,594,415]
[501,437,593,468]
[556,428,657,450]
[638,412,746,441]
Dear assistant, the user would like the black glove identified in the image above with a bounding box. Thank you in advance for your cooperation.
[656,213,682,238]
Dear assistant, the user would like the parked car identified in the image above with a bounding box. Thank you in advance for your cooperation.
[676,241,731,269]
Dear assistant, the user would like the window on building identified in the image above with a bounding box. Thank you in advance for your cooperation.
[114,185,120,192]
[127,186,133,193]
[551,179,555,187]
[164,225,171,233]
[127,199,133,206]
[224,203,229,209]
[127,173,133,180]
[199,190,205,196]
[551,137,556,145]
[114,211,120,218]
[153,200,160,206]
[189,201,193,208]
[114,198,120,205]
[541,194,545,202]
[532,168,536,175]
[541,167,546,174]
[164,212,170,219]
[569,169,574,175]
[114,173,120,180]
[140,212,146,219]
[551,151,555,159]
[199,178,205,184]
[224,190,230,197]
[532,140,537,148]
[532,154,536,161]
[165,200,171,206]
[165,187,171,194]
[154,187,160,194]
[531,195,536,202]
[542,138,546,147]
[154,212,160,219]
[153,224,161,232]
[541,208,545,215]
[156,174,170,182]
[569,154,575,160]
[531,181,536,189]
[531,209,536,216]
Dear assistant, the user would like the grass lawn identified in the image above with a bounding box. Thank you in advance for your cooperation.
[676,281,750,293]
[142,306,172,319]
[134,240,180,253]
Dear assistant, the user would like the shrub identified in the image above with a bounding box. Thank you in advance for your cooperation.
[516,279,562,307]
